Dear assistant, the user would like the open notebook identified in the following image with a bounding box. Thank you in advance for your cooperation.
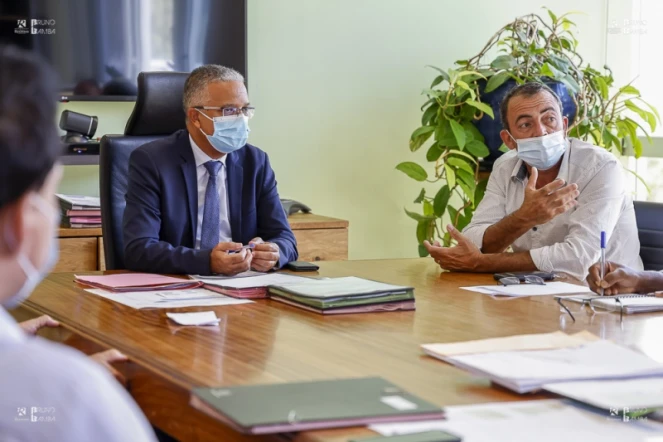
[590,294,663,314]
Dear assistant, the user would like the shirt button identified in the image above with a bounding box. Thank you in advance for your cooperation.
[533,227,538,231]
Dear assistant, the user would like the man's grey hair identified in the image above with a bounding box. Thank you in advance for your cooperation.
[182,64,244,112]
[499,82,564,131]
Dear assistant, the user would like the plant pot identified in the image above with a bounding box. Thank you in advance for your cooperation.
[472,78,577,170]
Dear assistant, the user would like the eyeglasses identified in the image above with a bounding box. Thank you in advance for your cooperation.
[498,275,546,286]
[193,106,255,119]
[556,295,622,322]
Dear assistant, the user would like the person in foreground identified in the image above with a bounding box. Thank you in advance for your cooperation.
[123,65,297,275]
[0,45,156,442]
[424,82,642,280]
[587,262,663,295]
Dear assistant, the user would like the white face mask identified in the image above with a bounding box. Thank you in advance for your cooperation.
[508,130,568,170]
[2,194,60,309]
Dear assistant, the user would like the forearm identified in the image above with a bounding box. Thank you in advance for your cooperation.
[482,210,535,253]
[474,251,538,273]
[635,271,663,293]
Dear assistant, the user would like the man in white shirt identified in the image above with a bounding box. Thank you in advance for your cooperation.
[424,82,642,280]
[0,45,156,442]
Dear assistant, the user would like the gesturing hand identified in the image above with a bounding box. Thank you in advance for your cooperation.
[424,225,484,272]
[516,167,579,226]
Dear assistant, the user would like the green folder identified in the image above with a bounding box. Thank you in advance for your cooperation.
[190,377,444,435]
[267,276,415,309]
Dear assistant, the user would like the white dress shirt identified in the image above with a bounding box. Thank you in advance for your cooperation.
[0,308,156,442]
[463,138,643,280]
[189,136,232,249]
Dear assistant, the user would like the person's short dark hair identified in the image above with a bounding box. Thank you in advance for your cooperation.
[499,82,564,131]
[0,45,60,210]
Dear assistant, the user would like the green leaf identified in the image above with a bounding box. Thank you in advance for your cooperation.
[409,126,435,152]
[423,200,434,216]
[456,80,476,100]
[416,220,428,243]
[445,164,456,188]
[426,143,444,162]
[457,179,475,204]
[435,119,458,147]
[547,9,558,24]
[418,244,430,257]
[490,54,517,70]
[593,76,609,100]
[465,140,490,158]
[475,178,489,207]
[561,75,580,94]
[426,66,450,83]
[430,75,444,88]
[456,169,476,188]
[485,71,510,93]
[448,206,458,226]
[619,85,640,95]
[404,208,435,222]
[466,100,495,119]
[433,185,451,217]
[447,149,479,164]
[396,162,428,181]
[541,62,563,79]
[625,100,656,132]
[499,143,510,153]
[449,120,466,150]
[635,97,661,122]
[446,157,474,174]
[421,88,444,98]
[462,121,485,142]
[422,103,438,126]
[413,188,426,204]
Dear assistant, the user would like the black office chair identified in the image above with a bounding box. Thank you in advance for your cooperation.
[634,200,663,271]
[100,71,189,270]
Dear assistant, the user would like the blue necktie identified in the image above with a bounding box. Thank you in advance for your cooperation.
[200,160,223,250]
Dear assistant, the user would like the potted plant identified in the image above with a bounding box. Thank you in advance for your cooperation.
[397,9,659,257]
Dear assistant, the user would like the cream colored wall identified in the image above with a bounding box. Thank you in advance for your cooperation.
[58,0,608,259]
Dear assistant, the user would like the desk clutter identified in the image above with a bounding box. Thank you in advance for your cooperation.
[75,272,417,314]
[57,194,101,228]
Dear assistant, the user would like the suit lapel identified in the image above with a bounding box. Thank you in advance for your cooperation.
[226,153,243,241]
[177,132,198,245]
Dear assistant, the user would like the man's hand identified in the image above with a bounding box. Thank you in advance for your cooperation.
[423,225,485,272]
[586,261,644,295]
[19,315,60,335]
[89,349,129,384]
[249,237,280,272]
[514,167,579,226]
[210,242,252,275]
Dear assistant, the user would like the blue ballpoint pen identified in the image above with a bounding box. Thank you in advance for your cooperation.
[600,231,606,296]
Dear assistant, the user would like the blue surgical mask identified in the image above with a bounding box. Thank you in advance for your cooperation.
[197,110,250,154]
[3,194,60,309]
[508,130,568,170]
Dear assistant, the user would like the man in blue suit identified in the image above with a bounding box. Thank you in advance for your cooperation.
[123,65,298,275]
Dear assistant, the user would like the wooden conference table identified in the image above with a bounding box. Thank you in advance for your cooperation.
[20,259,663,441]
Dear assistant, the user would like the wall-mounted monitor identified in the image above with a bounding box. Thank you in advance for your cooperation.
[0,0,247,101]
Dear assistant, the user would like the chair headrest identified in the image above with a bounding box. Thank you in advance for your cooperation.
[124,71,189,136]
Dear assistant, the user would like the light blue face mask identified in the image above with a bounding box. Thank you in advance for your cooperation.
[508,130,568,170]
[3,194,60,309]
[197,110,250,154]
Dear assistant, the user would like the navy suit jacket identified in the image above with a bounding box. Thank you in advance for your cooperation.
[122,129,298,275]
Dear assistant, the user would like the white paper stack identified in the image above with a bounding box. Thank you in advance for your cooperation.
[441,340,663,393]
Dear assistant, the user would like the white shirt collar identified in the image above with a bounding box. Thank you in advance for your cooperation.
[0,306,27,344]
[189,135,228,168]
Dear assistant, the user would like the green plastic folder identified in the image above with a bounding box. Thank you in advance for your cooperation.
[190,377,444,435]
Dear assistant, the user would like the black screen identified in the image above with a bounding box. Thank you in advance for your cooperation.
[0,0,247,101]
